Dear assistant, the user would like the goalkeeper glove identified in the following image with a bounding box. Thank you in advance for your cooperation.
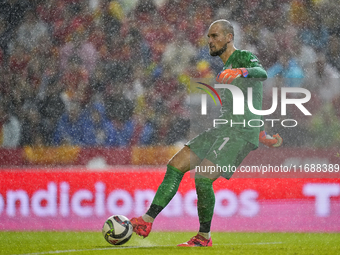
[216,68,248,84]
[259,130,283,148]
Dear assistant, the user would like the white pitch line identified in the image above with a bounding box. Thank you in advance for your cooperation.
[14,242,283,255]
[216,242,283,246]
[13,246,172,255]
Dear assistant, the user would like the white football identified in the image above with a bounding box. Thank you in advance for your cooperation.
[102,215,133,245]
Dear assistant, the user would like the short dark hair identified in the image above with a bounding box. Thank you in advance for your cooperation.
[210,19,234,37]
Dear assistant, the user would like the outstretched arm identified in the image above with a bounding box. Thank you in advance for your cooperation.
[216,66,267,84]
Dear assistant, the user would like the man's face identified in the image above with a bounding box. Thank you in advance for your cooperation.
[208,23,229,56]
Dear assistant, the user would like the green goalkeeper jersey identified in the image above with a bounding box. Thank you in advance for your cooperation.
[218,49,267,147]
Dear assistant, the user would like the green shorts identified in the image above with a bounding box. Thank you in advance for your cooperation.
[186,128,256,179]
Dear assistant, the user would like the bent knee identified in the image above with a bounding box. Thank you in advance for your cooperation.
[168,145,202,173]
[168,146,191,173]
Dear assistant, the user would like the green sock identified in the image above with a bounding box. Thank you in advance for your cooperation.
[195,177,215,232]
[146,165,184,218]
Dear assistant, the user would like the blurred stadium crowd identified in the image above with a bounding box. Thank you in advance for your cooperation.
[0,0,339,148]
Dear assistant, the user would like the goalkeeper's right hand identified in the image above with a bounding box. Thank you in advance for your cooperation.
[259,130,283,148]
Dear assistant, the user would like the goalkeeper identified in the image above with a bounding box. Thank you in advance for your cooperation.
[131,19,282,247]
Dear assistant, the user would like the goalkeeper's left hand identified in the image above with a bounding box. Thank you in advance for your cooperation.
[259,130,283,148]
[216,68,248,84]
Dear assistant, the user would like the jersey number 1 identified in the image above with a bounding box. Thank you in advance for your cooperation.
[218,137,230,151]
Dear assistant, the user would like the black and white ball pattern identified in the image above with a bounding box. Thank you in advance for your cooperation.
[102,215,133,245]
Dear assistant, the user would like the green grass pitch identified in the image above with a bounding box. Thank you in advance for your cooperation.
[1,231,340,255]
